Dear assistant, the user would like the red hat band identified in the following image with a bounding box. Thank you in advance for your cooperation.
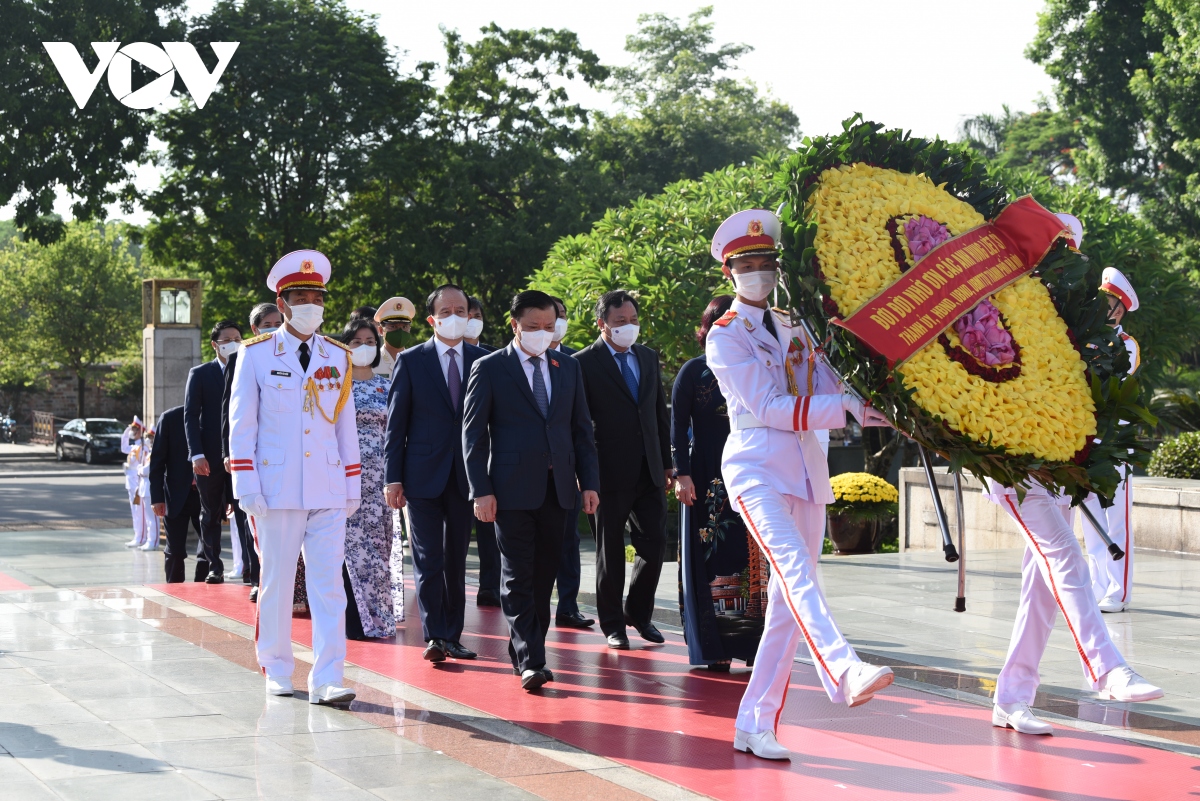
[1100,281,1132,311]
[276,271,327,293]
[722,234,777,261]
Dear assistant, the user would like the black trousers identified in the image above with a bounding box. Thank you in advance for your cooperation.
[163,487,203,583]
[495,471,566,672]
[595,459,666,635]
[406,480,473,643]
[227,474,259,585]
[194,467,226,576]
[475,519,501,596]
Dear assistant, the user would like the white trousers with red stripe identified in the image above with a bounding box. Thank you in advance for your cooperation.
[995,493,1125,705]
[1081,476,1133,606]
[734,485,860,733]
[252,508,347,691]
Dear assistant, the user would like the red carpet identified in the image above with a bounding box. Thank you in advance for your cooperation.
[153,582,1198,800]
[0,569,29,591]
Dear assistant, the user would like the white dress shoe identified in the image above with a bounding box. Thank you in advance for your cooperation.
[843,662,894,708]
[993,702,1053,735]
[1097,596,1126,613]
[124,539,139,548]
[139,542,158,551]
[265,676,294,696]
[733,728,791,760]
[310,683,356,705]
[1098,666,1164,702]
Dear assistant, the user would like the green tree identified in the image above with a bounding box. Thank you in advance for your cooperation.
[0,0,186,243]
[530,157,781,378]
[959,103,1083,181]
[584,7,798,205]
[145,0,429,330]
[0,222,141,416]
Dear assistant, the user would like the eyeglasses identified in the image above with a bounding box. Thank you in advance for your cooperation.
[380,321,411,331]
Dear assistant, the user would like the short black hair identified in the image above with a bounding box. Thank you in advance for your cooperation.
[468,296,484,318]
[550,295,566,318]
[349,305,377,322]
[210,319,243,341]
[340,319,381,369]
[426,283,469,317]
[249,303,279,330]
[594,289,639,322]
[511,290,556,320]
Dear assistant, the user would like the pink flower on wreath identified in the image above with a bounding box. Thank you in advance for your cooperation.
[904,215,952,261]
[954,299,1016,365]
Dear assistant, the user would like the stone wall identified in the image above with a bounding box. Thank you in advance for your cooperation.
[0,366,140,431]
[899,467,1200,554]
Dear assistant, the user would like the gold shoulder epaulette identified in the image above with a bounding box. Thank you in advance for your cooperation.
[243,333,272,347]
[323,335,352,352]
[713,310,738,328]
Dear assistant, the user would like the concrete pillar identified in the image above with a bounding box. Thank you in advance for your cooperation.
[141,279,203,427]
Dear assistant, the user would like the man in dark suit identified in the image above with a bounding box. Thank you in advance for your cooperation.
[549,296,592,630]
[185,319,243,584]
[463,290,600,691]
[149,406,204,583]
[386,284,486,664]
[221,303,282,601]
[465,295,500,607]
[575,289,672,650]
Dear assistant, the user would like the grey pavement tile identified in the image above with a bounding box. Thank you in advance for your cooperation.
[0,752,39,781]
[47,769,218,801]
[47,618,157,636]
[79,694,215,722]
[11,741,171,781]
[100,643,211,664]
[239,698,377,735]
[0,780,61,801]
[370,776,541,801]
[0,721,135,752]
[271,727,427,761]
[109,714,255,744]
[0,667,45,687]
[23,661,149,685]
[75,631,181,648]
[6,647,124,667]
[180,757,363,799]
[0,684,72,705]
[0,702,102,727]
[316,750,488,790]
[53,677,183,702]
[143,735,303,771]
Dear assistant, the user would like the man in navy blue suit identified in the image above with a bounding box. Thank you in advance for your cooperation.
[385,284,485,664]
[149,405,204,583]
[463,290,600,691]
[184,319,243,584]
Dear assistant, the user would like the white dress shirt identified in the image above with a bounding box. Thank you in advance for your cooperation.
[280,327,314,373]
[604,338,640,385]
[516,344,552,403]
[433,336,464,385]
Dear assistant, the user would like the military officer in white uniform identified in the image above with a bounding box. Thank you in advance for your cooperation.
[230,249,361,705]
[1079,267,1140,612]
[374,296,417,377]
[705,209,895,761]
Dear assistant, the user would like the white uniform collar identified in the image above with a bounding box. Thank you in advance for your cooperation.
[730,298,768,329]
[280,326,327,358]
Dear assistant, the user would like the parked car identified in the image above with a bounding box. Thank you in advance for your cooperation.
[55,418,125,465]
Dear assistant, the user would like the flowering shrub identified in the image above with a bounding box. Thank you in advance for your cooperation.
[828,472,899,522]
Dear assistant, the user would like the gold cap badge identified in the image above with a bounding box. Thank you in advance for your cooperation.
[747,219,764,237]
[300,259,315,273]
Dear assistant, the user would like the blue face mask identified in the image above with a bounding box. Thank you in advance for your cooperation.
[258,326,279,335]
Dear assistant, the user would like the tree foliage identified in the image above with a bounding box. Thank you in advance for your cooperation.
[958,103,1082,181]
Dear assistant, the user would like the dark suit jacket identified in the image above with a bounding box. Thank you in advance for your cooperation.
[385,338,485,498]
[184,359,226,463]
[463,343,600,510]
[575,336,671,492]
[477,342,498,353]
[555,343,578,356]
[220,351,238,462]
[149,406,195,518]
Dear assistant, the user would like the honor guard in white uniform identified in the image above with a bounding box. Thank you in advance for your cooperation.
[705,209,895,762]
[1079,267,1139,612]
[229,250,361,705]
[982,261,1160,735]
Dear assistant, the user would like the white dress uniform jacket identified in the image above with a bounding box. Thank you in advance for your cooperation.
[705,299,845,503]
[229,328,362,509]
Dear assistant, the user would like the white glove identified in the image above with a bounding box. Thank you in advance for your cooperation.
[842,394,892,428]
[241,493,269,518]
[346,499,361,518]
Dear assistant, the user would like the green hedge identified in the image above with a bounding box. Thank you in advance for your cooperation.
[1148,432,1200,480]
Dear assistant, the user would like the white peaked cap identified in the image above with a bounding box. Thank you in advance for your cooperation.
[1100,267,1139,312]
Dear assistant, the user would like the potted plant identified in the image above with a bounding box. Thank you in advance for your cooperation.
[826,472,899,555]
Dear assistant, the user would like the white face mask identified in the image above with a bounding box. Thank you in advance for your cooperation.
[350,343,377,367]
[432,313,469,340]
[608,323,639,349]
[284,302,324,336]
[465,318,484,340]
[517,327,553,357]
[732,269,778,302]
[216,341,240,359]
[553,318,568,341]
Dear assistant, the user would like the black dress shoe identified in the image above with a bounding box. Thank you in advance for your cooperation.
[476,589,502,607]
[606,631,630,650]
[445,641,477,660]
[520,669,547,691]
[248,585,258,603]
[542,668,554,682]
[625,615,665,644]
[555,612,595,629]
[205,572,224,585]
[423,639,447,663]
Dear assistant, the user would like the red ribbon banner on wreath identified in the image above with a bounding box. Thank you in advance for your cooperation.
[831,196,1069,367]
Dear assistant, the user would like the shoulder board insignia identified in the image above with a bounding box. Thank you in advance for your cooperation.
[323,335,352,352]
[243,333,272,347]
[712,310,738,328]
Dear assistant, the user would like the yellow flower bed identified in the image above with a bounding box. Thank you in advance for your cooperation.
[808,164,1096,461]
[830,472,899,505]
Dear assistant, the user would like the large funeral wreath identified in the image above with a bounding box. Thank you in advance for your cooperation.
[776,117,1154,505]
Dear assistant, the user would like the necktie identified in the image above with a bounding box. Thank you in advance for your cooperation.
[615,351,639,400]
[447,348,461,408]
[529,356,549,417]
[298,341,310,373]
[762,308,778,339]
